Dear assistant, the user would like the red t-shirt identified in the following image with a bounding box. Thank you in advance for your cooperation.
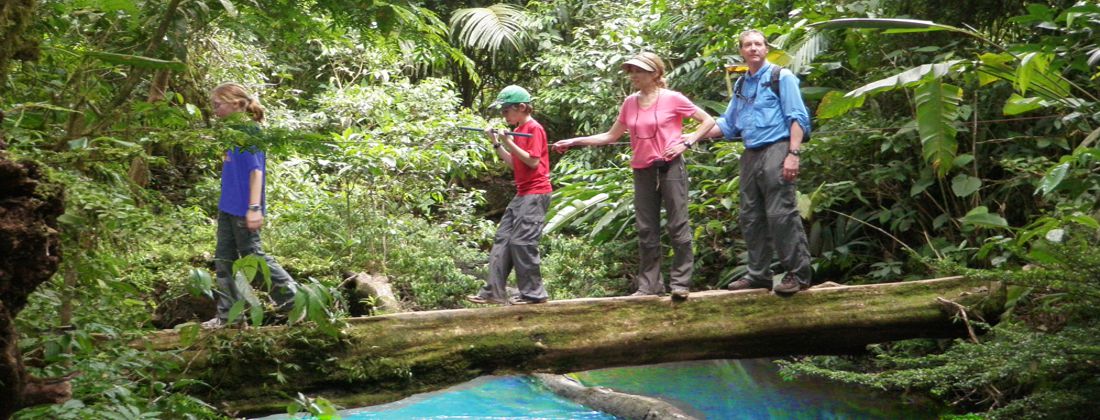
[511,119,552,195]
[616,89,699,169]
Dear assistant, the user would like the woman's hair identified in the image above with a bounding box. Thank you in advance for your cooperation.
[211,82,265,122]
[629,52,667,89]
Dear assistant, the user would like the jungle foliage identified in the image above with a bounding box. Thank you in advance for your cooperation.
[2,0,1098,418]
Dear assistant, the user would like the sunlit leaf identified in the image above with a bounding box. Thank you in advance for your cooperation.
[960,206,1009,229]
[1036,162,1069,196]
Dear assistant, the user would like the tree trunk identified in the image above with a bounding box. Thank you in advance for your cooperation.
[0,146,67,419]
[146,276,1003,416]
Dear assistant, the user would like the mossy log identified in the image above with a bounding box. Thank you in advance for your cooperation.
[147,276,1002,416]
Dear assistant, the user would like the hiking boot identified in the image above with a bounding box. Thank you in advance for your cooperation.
[774,273,809,295]
[200,318,226,329]
[466,294,506,305]
[727,277,770,291]
[670,289,689,301]
[509,296,548,305]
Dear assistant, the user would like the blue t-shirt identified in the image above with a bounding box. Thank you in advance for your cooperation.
[219,146,266,217]
[716,61,812,149]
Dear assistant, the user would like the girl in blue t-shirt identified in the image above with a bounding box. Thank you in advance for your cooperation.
[202,83,299,329]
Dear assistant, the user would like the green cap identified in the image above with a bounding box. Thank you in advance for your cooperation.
[490,85,532,109]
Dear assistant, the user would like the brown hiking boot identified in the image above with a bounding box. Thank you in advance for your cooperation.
[774,273,809,294]
[727,277,770,291]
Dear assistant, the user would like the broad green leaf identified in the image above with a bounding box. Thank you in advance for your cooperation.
[910,176,935,197]
[1036,162,1070,195]
[953,154,974,167]
[187,268,214,299]
[960,206,1009,229]
[950,174,982,197]
[450,4,530,54]
[816,90,866,119]
[915,81,962,177]
[1003,94,1044,115]
[808,18,962,33]
[72,0,139,14]
[849,60,964,99]
[86,51,186,72]
[1068,215,1100,229]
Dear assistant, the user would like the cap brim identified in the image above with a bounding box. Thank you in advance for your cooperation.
[622,58,656,72]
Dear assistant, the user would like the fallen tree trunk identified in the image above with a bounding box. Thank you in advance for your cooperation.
[148,276,1003,416]
[534,373,696,419]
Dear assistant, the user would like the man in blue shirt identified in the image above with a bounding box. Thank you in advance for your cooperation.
[699,29,813,294]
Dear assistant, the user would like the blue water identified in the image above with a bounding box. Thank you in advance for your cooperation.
[571,359,940,419]
[268,359,941,419]
[333,375,613,419]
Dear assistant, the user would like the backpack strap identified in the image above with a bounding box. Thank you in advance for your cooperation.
[768,65,783,98]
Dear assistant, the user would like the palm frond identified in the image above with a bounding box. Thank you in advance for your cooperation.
[450,4,531,55]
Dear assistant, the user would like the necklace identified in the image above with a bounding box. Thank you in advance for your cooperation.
[632,90,661,141]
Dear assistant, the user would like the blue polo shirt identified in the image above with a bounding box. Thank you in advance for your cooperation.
[218,146,266,217]
[715,61,812,149]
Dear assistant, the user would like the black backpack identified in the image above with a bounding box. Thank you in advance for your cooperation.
[733,65,811,142]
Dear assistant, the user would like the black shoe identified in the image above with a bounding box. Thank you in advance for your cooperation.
[670,289,689,301]
[773,273,806,295]
[727,277,770,291]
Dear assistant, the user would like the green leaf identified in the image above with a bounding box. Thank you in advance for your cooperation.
[950,174,982,197]
[86,51,186,72]
[216,0,238,17]
[227,301,246,324]
[177,322,200,347]
[849,60,964,99]
[187,268,214,299]
[450,4,530,54]
[1002,94,1044,116]
[960,206,1009,229]
[816,90,866,119]
[915,81,962,177]
[1036,162,1069,196]
[808,18,962,33]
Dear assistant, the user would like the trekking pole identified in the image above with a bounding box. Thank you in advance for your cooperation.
[457,126,533,138]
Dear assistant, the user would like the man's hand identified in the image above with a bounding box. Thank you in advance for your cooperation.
[246,210,264,231]
[782,154,800,181]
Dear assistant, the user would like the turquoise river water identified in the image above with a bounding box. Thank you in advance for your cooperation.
[273,359,942,419]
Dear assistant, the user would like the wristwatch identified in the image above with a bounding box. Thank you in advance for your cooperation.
[788,149,801,156]
[248,204,262,212]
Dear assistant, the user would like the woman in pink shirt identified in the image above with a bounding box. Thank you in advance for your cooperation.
[553,52,714,300]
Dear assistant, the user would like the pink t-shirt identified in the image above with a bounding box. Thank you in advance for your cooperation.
[616,89,699,169]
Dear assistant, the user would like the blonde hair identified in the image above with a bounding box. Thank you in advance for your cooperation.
[626,52,667,89]
[738,29,768,48]
[211,82,265,123]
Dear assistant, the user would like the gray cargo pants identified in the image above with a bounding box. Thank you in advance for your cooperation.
[476,193,551,302]
[214,211,299,321]
[739,141,812,287]
[633,156,693,294]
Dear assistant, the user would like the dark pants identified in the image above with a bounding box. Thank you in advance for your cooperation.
[739,141,812,287]
[633,156,693,294]
[214,211,298,320]
[477,193,551,302]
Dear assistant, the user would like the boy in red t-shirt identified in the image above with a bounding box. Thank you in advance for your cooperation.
[467,86,552,305]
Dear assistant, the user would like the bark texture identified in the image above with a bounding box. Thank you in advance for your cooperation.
[0,146,67,419]
[147,276,1003,416]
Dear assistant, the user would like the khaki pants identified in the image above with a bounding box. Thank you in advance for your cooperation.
[476,193,551,302]
[633,156,693,294]
[739,141,812,287]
